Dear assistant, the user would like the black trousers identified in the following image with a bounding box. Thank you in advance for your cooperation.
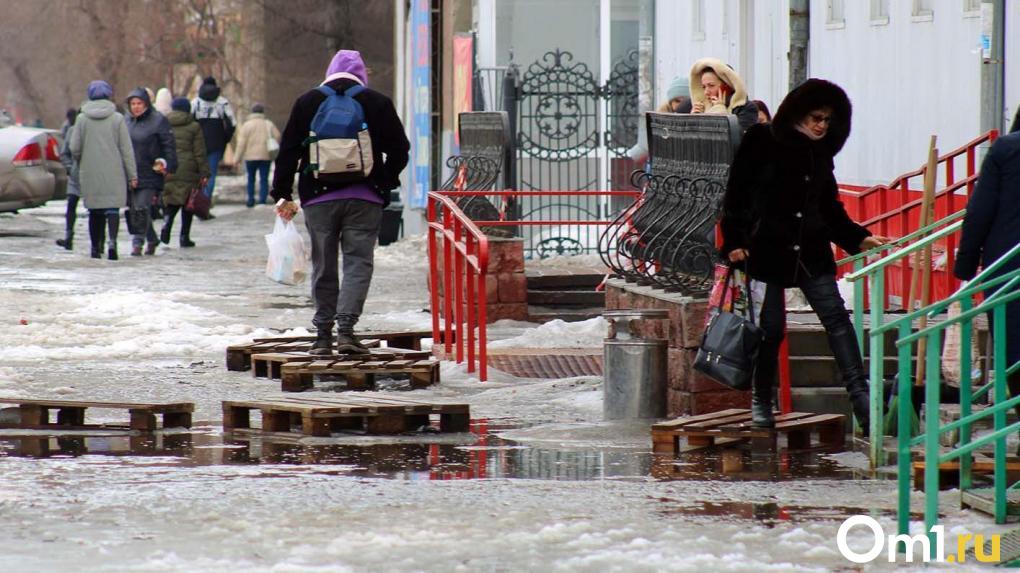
[754,273,869,401]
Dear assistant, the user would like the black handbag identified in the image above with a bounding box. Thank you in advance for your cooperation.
[693,267,764,391]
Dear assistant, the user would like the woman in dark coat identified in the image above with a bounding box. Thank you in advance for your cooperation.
[160,98,210,248]
[720,78,888,428]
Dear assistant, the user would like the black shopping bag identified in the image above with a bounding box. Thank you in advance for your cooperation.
[693,266,764,391]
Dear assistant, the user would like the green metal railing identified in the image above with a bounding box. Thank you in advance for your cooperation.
[842,214,967,463]
[887,257,1020,558]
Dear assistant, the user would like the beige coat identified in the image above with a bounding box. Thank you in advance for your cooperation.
[689,57,750,114]
[234,113,281,162]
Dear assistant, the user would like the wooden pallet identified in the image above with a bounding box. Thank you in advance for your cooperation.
[912,455,1020,490]
[651,408,846,454]
[279,358,440,392]
[226,329,437,371]
[222,395,470,437]
[251,347,431,380]
[0,398,194,431]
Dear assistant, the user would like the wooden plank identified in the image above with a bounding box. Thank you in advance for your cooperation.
[651,409,748,431]
[301,414,331,437]
[358,361,389,370]
[222,405,251,430]
[0,398,193,412]
[718,411,817,431]
[129,410,158,432]
[774,414,845,431]
[383,360,416,369]
[684,412,755,430]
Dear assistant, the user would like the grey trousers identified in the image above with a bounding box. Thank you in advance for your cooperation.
[129,187,158,248]
[303,199,383,333]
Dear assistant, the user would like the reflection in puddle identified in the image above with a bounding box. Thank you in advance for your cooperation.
[0,420,864,486]
[658,500,899,524]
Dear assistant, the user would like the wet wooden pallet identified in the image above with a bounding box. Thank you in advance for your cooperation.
[279,358,440,392]
[912,451,1020,490]
[222,395,470,437]
[0,398,194,432]
[251,347,431,380]
[226,329,438,371]
[651,408,846,454]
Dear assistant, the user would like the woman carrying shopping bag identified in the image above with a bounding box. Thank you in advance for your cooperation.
[160,98,210,248]
[719,79,888,429]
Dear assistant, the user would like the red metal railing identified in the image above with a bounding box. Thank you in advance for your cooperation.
[835,130,998,308]
[427,188,640,382]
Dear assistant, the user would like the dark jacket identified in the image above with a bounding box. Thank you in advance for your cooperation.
[720,78,871,287]
[954,131,1020,280]
[125,88,177,192]
[954,131,1020,364]
[191,82,236,153]
[163,110,210,207]
[270,80,410,206]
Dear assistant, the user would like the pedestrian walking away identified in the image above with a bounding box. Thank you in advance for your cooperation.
[271,49,410,356]
[719,78,889,429]
[125,87,177,256]
[161,97,210,248]
[68,80,138,260]
[192,76,236,206]
[56,107,81,251]
[234,103,281,207]
[689,57,760,133]
[954,128,1020,423]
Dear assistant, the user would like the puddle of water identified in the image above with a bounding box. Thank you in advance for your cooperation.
[656,500,903,524]
[0,419,865,484]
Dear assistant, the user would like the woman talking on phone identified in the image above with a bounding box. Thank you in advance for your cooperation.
[719,79,889,430]
[688,57,759,133]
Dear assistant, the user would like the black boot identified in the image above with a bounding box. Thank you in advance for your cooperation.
[56,237,73,250]
[828,325,871,431]
[751,393,775,427]
[309,330,333,356]
[336,331,371,355]
[59,195,78,250]
[88,211,104,259]
[105,213,119,260]
[180,211,195,247]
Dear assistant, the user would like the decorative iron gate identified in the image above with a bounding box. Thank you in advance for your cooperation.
[501,48,640,257]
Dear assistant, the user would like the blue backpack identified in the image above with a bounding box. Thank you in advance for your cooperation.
[305,84,374,184]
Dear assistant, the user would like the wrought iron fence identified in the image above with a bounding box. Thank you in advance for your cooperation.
[599,113,742,295]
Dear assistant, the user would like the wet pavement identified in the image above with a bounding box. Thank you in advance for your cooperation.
[0,189,1006,571]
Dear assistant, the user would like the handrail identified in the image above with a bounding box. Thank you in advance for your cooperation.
[857,175,975,228]
[427,191,490,381]
[842,130,998,202]
[845,220,963,281]
[872,248,1020,337]
[835,209,966,267]
[897,274,1020,346]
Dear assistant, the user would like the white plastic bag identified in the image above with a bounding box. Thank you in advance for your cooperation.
[265,216,308,285]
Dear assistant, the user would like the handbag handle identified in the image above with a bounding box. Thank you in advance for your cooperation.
[719,264,758,326]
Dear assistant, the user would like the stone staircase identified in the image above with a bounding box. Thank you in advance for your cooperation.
[526,271,605,323]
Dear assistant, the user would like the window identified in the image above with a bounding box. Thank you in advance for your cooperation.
[827,0,845,29]
[870,0,889,24]
[693,0,705,40]
[912,0,934,21]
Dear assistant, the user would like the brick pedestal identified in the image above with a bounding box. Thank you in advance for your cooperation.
[605,278,750,417]
[432,237,528,324]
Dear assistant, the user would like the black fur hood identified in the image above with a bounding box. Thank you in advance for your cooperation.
[771,78,852,156]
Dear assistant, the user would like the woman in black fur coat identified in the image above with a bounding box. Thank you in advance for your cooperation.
[720,79,888,429]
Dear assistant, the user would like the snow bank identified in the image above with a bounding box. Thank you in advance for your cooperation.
[488,317,607,349]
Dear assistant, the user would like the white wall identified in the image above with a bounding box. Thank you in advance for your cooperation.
[808,0,984,186]
[654,0,785,112]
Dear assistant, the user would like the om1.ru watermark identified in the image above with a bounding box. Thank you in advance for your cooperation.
[837,515,1000,564]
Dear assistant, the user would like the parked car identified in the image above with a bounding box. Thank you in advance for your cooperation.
[0,126,66,212]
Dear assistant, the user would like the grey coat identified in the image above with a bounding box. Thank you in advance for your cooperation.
[69,100,137,210]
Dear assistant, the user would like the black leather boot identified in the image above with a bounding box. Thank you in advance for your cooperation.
[336,331,370,355]
[828,325,871,432]
[88,212,104,259]
[56,236,73,250]
[751,393,775,427]
[309,330,333,356]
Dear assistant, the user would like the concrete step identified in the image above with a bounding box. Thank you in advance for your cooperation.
[528,306,604,323]
[790,387,853,434]
[526,289,604,307]
[526,272,605,290]
[788,355,904,387]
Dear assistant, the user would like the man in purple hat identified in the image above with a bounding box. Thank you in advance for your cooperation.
[271,50,410,356]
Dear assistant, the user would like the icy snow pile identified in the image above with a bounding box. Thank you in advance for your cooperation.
[0,289,290,362]
[488,317,607,349]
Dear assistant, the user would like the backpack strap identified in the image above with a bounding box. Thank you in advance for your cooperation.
[315,85,337,97]
[343,85,366,98]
